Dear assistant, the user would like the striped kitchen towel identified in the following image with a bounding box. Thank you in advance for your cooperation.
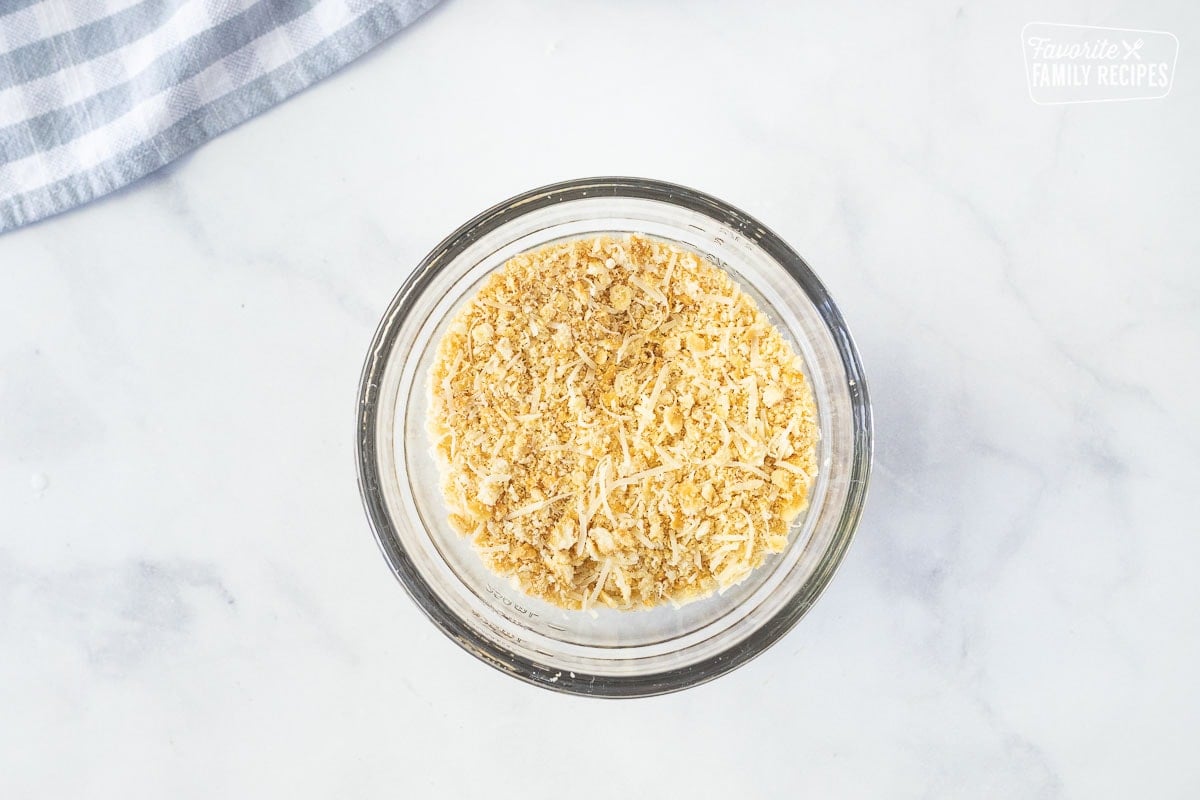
[0,0,440,234]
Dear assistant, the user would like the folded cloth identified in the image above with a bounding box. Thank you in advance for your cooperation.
[0,0,440,234]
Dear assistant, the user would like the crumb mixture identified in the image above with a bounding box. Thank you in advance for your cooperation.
[428,235,819,610]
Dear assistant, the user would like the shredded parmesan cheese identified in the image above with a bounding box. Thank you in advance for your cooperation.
[428,235,819,610]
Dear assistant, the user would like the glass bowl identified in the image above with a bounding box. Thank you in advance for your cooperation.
[356,177,872,697]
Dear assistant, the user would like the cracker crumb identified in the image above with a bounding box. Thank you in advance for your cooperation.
[428,235,819,610]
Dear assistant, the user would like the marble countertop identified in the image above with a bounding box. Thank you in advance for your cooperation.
[2,1,1197,797]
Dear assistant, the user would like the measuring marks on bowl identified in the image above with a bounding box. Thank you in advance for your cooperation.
[484,583,568,632]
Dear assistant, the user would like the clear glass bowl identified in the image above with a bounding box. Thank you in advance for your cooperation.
[356,177,872,697]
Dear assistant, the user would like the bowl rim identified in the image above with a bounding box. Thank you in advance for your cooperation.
[356,176,873,698]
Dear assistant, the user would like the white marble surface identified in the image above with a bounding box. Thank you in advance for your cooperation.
[2,1,1198,796]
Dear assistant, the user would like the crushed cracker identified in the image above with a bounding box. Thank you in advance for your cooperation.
[428,235,819,610]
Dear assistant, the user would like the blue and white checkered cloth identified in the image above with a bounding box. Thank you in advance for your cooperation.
[0,0,439,233]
